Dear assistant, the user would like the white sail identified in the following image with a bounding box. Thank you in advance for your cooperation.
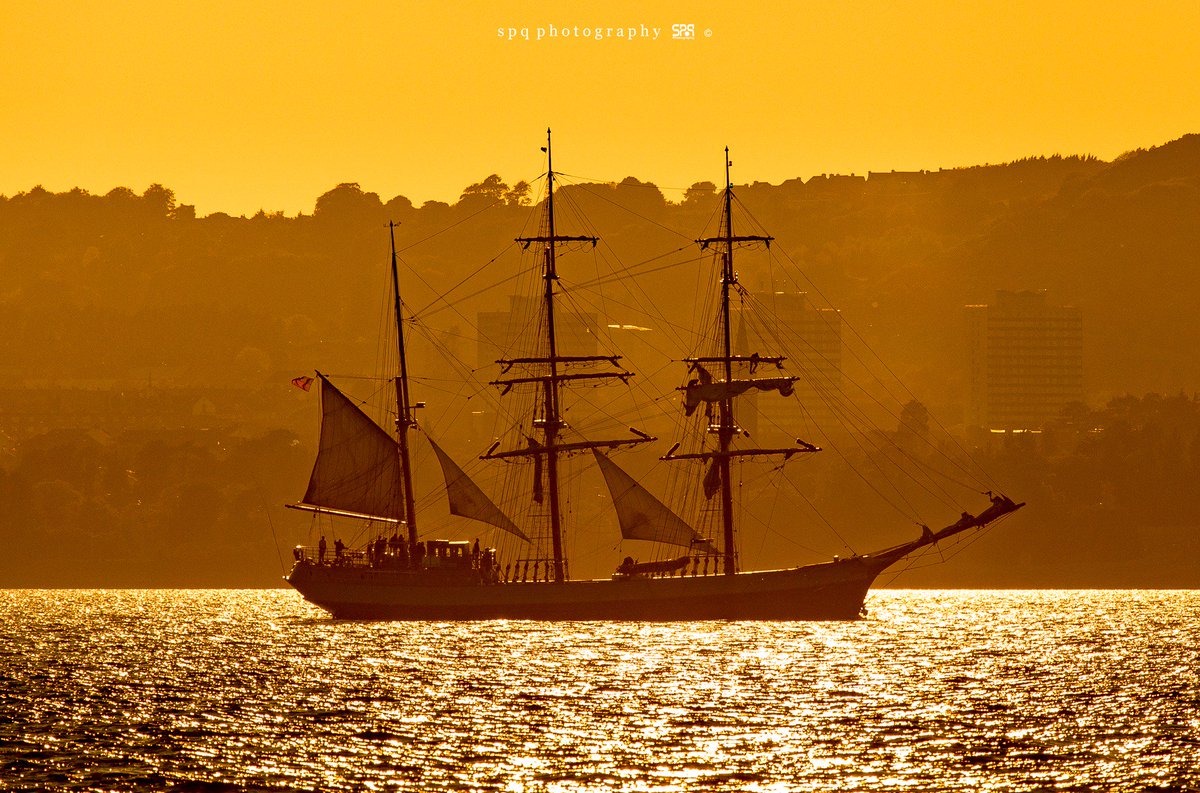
[301,375,404,520]
[592,450,716,552]
[427,436,529,541]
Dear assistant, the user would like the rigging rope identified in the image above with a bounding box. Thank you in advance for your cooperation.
[731,193,1002,493]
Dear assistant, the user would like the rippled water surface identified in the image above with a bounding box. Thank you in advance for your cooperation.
[2,590,1198,791]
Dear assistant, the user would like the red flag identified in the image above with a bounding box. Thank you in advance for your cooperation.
[291,375,314,391]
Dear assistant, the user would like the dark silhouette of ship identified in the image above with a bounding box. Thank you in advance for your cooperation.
[285,132,1023,619]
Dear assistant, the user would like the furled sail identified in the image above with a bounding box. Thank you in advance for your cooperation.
[301,375,404,520]
[592,450,717,552]
[427,436,529,541]
[614,555,691,577]
[682,364,797,417]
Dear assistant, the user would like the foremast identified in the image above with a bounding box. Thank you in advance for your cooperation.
[482,129,653,582]
[666,150,820,575]
[290,227,525,550]
[389,221,419,548]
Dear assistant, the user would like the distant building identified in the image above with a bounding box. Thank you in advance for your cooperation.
[866,169,946,192]
[476,296,598,369]
[735,293,841,443]
[867,169,928,184]
[0,385,240,440]
[966,290,1083,432]
[803,173,866,195]
[473,297,606,451]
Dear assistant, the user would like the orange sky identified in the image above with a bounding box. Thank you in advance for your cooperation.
[2,0,1198,215]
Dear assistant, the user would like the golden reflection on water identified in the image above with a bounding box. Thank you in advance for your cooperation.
[2,589,1198,791]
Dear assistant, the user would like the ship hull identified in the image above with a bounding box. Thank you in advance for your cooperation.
[285,556,895,621]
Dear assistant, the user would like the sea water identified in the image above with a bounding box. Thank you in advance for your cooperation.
[2,590,1197,791]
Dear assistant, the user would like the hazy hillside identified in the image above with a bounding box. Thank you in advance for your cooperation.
[5,136,1198,400]
[3,134,1199,587]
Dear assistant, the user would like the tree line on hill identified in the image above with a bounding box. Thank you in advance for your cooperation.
[3,135,1200,586]
[4,134,1198,400]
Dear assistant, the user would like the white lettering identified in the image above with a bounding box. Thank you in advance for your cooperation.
[498,20,686,43]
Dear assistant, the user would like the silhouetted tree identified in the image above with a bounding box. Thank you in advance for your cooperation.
[142,183,176,217]
[459,174,508,206]
[505,180,532,206]
[683,181,717,208]
[313,182,384,222]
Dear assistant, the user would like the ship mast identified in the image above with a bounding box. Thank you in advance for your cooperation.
[483,129,654,582]
[716,151,739,575]
[668,149,819,575]
[540,131,569,582]
[389,221,419,550]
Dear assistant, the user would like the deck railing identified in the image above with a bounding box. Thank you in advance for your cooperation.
[291,545,728,581]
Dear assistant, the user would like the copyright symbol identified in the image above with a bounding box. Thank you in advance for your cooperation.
[704,28,712,37]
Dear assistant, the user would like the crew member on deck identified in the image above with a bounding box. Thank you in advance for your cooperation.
[318,535,327,564]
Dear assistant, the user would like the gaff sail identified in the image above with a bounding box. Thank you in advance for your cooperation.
[300,375,404,520]
[592,450,717,553]
[427,436,529,542]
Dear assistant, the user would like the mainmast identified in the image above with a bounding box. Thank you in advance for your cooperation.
[540,131,569,583]
[389,221,419,550]
[483,129,653,582]
[716,151,739,575]
[668,149,819,575]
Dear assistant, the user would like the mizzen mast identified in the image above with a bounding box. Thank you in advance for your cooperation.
[389,221,420,549]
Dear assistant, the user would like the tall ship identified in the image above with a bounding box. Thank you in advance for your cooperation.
[285,132,1023,619]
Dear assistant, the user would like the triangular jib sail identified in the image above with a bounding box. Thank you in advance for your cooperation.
[301,375,404,520]
[592,450,717,553]
[427,436,529,542]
